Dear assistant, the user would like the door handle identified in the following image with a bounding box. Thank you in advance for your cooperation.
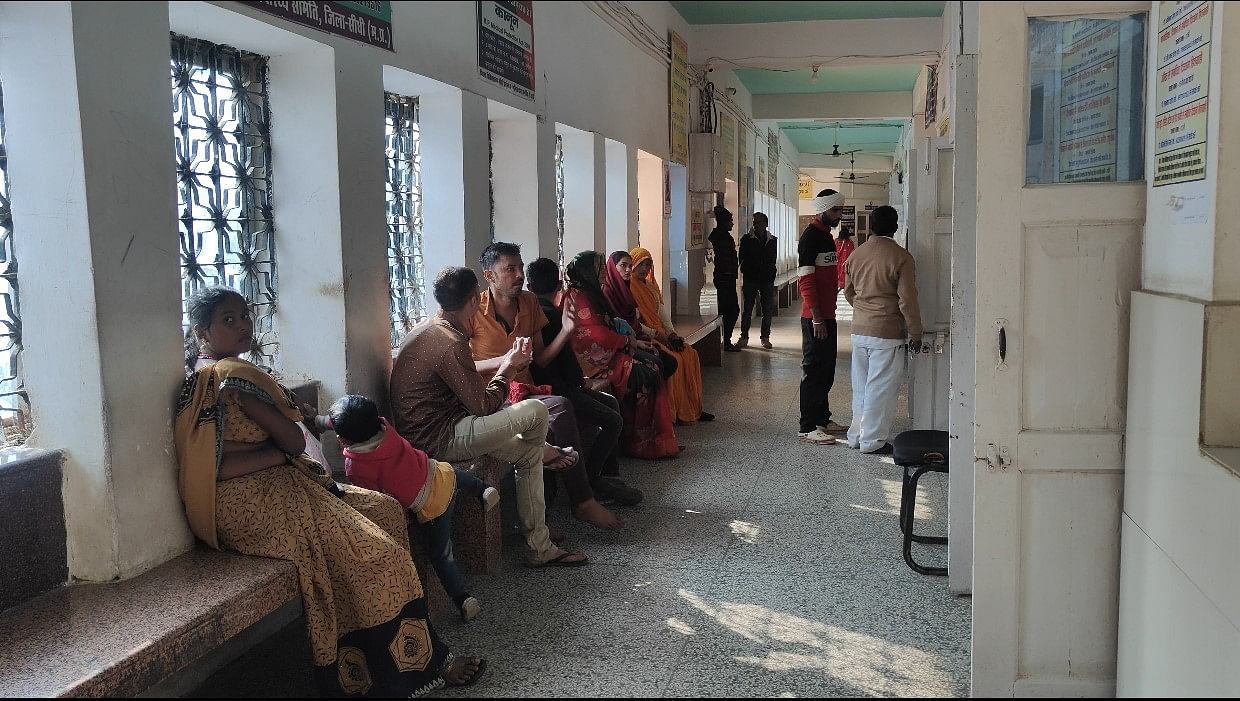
[995,318,1009,365]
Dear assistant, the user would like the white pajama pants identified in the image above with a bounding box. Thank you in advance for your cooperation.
[847,335,907,453]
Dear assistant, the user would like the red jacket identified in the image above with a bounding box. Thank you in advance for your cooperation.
[797,219,839,320]
[836,238,856,290]
[341,419,428,508]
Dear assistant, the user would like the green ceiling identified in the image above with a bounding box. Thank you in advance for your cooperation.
[736,64,922,95]
[777,121,907,156]
[671,1,945,24]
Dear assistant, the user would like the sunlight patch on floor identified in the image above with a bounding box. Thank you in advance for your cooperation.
[729,519,762,544]
[679,589,957,696]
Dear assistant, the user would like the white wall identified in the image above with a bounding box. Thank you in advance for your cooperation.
[1118,3,1240,694]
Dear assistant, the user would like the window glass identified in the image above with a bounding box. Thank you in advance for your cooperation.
[1026,15,1147,184]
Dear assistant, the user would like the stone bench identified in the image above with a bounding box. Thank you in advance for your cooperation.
[0,549,302,697]
[673,313,724,367]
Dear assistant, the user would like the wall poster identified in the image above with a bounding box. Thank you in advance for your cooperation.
[477,1,535,101]
[720,113,737,181]
[766,128,779,197]
[669,31,690,165]
[1153,0,1212,186]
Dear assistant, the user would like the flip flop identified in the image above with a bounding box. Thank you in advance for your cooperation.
[529,550,589,568]
[543,446,579,472]
[444,656,488,688]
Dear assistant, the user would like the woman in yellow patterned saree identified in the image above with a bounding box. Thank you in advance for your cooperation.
[174,287,486,697]
[626,247,715,424]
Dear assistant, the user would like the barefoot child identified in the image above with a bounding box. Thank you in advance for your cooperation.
[326,394,499,622]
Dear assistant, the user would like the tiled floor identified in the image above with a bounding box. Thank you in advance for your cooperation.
[193,313,970,698]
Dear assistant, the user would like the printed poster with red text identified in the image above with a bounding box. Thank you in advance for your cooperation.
[478,1,535,101]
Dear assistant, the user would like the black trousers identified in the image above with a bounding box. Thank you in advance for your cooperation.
[740,283,776,340]
[798,317,838,433]
[544,388,624,508]
[715,275,740,341]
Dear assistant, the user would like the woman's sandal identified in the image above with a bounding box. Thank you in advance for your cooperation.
[442,656,488,687]
[542,445,580,472]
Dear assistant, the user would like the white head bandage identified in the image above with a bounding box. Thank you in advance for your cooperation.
[810,192,845,214]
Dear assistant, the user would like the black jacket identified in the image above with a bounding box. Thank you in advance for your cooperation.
[708,227,739,279]
[739,230,778,286]
[531,296,585,394]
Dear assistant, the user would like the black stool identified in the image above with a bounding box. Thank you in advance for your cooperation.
[893,430,949,576]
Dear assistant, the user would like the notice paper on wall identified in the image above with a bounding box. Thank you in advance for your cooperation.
[478,1,535,101]
[1153,0,1212,187]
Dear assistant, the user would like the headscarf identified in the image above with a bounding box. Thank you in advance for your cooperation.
[810,191,845,214]
[604,250,638,327]
[629,246,669,335]
[629,245,659,300]
[566,251,615,323]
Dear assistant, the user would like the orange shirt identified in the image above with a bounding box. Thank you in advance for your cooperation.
[470,289,548,383]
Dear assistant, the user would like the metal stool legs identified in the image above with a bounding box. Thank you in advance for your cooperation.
[899,463,947,576]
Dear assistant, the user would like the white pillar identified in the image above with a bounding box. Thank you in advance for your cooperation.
[419,89,491,304]
[0,2,191,580]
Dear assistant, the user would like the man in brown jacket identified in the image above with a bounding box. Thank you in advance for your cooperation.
[842,206,923,455]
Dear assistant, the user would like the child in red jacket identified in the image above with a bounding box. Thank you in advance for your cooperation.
[329,394,498,622]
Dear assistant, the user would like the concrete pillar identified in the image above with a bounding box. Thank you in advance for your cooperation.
[592,133,608,253]
[420,89,490,304]
[604,138,633,255]
[0,2,191,580]
[489,109,539,258]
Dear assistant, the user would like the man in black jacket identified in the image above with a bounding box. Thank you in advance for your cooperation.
[707,205,741,352]
[737,211,778,350]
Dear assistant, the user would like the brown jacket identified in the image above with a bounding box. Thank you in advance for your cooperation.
[843,236,923,341]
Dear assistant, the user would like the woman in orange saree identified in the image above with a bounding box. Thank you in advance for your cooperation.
[624,247,714,424]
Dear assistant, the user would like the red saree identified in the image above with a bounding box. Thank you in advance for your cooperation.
[566,287,679,459]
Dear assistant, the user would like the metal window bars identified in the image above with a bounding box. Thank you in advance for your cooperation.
[0,83,32,448]
[384,93,427,347]
[171,33,278,368]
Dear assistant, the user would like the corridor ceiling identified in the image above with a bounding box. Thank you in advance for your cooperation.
[735,64,922,95]
[669,1,945,24]
[778,121,907,157]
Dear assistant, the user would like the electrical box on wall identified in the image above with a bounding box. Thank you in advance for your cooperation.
[689,132,724,194]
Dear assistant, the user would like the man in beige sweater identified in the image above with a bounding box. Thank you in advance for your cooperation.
[842,206,923,455]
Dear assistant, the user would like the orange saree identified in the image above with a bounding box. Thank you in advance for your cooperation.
[629,247,704,424]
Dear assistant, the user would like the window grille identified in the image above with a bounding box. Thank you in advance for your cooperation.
[384,93,426,347]
[171,34,278,367]
[0,83,31,448]
[554,134,565,270]
[487,120,496,243]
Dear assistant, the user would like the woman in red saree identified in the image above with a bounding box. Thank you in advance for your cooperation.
[565,251,680,460]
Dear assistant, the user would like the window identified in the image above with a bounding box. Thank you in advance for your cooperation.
[0,83,31,448]
[554,134,565,269]
[384,92,426,348]
[171,34,278,367]
[1026,15,1147,184]
[487,121,496,243]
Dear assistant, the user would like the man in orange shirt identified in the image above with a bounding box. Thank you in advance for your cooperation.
[471,242,623,531]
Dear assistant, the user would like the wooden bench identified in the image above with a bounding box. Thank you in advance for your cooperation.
[775,270,799,310]
[0,549,302,697]
[673,313,724,367]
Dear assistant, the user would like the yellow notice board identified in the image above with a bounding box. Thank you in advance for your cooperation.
[1154,0,1212,186]
[720,113,737,181]
[798,175,813,199]
[669,31,689,166]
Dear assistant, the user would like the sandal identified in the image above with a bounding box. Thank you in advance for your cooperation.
[542,444,579,472]
[529,549,589,568]
[442,655,488,687]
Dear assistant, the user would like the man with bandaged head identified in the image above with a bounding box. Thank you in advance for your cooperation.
[796,189,848,445]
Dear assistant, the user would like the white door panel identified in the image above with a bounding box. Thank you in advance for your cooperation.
[972,1,1146,696]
